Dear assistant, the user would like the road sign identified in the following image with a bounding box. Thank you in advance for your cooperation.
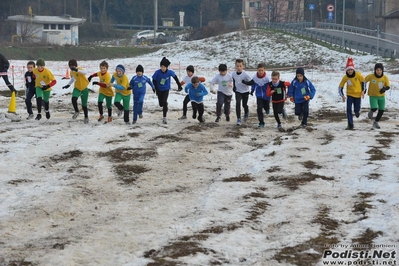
[328,12,334,20]
[309,4,315,10]
[327,4,334,12]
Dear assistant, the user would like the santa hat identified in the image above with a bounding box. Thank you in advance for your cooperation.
[345,57,355,71]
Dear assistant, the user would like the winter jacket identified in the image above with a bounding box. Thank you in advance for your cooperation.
[251,72,270,100]
[0,53,10,71]
[152,69,177,91]
[129,75,154,95]
[185,83,208,103]
[338,71,365,98]
[267,80,290,103]
[288,77,316,104]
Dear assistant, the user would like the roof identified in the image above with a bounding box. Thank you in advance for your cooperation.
[7,15,86,24]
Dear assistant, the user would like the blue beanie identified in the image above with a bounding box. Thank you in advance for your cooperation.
[116,64,125,74]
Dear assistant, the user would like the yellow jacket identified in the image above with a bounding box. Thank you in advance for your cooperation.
[365,74,390,97]
[339,71,365,98]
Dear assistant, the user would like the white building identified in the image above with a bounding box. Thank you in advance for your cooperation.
[7,14,86,46]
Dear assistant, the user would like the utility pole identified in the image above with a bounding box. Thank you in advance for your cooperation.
[89,0,92,22]
[341,0,345,50]
[154,0,158,44]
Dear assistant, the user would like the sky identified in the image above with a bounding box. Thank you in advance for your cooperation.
[0,29,398,266]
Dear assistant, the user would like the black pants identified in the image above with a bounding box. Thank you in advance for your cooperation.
[235,91,249,119]
[256,98,270,124]
[156,89,169,117]
[182,94,190,116]
[191,102,204,121]
[25,87,36,114]
[272,102,284,125]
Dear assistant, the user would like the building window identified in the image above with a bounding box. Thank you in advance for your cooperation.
[255,1,261,10]
[44,24,49,29]
[288,1,294,10]
[50,24,56,30]
[65,24,71,30]
[58,24,64,30]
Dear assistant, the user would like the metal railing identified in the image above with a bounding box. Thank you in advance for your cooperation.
[256,21,398,58]
[317,22,399,44]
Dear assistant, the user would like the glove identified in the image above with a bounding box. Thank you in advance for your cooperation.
[177,86,183,92]
[70,67,78,72]
[127,87,132,90]
[92,81,99,86]
[233,87,236,93]
[250,91,254,96]
[379,88,386,94]
[62,85,70,89]
[290,97,294,102]
[88,75,93,82]
[304,95,310,101]
[42,85,50,90]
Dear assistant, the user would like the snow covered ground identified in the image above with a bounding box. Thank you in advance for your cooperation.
[1,29,398,266]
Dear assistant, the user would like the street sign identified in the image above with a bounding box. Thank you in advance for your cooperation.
[328,12,334,20]
[326,4,334,12]
[309,4,315,10]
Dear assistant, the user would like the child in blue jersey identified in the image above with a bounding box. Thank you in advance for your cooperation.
[184,76,208,123]
[24,61,36,119]
[152,57,183,124]
[129,65,155,124]
[249,63,271,128]
[287,67,316,127]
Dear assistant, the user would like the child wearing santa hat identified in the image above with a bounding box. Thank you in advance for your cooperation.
[364,63,390,129]
[338,57,366,130]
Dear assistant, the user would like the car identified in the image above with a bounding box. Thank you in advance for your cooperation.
[132,30,165,44]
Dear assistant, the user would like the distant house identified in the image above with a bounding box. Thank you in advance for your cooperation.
[355,0,399,35]
[7,14,86,45]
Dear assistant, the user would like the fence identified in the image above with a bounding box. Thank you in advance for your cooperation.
[256,21,398,58]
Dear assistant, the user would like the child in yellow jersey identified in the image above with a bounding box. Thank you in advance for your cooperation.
[32,58,57,120]
[365,63,390,129]
[338,57,365,130]
[62,59,90,124]
[88,61,113,123]
[109,64,130,124]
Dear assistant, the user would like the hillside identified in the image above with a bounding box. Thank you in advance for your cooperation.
[0,29,398,266]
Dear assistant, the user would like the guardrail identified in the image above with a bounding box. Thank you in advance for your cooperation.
[318,22,399,44]
[256,21,398,58]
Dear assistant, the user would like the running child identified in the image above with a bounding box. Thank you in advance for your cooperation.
[129,64,154,124]
[365,63,390,129]
[62,59,90,124]
[232,59,252,125]
[24,61,36,119]
[110,64,131,125]
[266,71,290,131]
[152,57,183,124]
[211,64,233,122]
[32,58,57,120]
[287,67,316,128]
[178,65,206,120]
[338,57,365,130]
[88,60,113,123]
[184,76,208,123]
